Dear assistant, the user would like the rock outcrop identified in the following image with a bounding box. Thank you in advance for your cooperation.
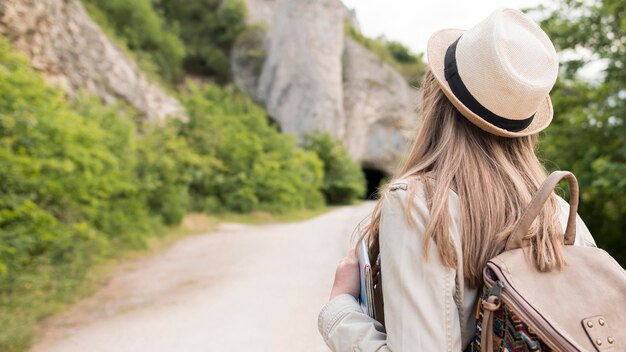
[243,0,277,25]
[342,38,419,173]
[0,0,185,123]
[256,0,348,138]
[0,0,419,172]
[231,24,268,105]
[233,0,420,174]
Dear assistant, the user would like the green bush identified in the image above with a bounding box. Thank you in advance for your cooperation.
[0,42,140,282]
[156,0,248,82]
[82,0,186,84]
[303,132,366,205]
[83,0,248,83]
[0,36,197,351]
[178,83,325,212]
[532,0,626,265]
[135,121,200,226]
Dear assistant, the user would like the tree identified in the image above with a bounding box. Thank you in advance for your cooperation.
[82,0,186,83]
[303,132,366,205]
[155,0,247,82]
[529,0,626,264]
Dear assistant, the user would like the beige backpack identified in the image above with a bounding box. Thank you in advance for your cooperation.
[465,171,626,352]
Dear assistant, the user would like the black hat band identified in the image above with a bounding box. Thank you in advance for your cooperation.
[444,37,535,132]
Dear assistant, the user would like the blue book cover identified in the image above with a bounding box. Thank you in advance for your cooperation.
[357,239,375,318]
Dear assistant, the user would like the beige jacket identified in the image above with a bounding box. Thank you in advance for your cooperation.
[318,178,597,352]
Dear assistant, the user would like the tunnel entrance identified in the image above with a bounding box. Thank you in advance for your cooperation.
[267,115,281,132]
[362,167,387,200]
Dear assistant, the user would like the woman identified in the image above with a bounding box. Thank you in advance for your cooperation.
[318,8,597,352]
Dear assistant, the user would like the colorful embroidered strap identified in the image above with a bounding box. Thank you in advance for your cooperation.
[464,288,553,352]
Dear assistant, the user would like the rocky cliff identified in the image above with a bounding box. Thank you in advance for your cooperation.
[257,0,348,139]
[0,0,185,123]
[243,0,277,25]
[233,0,420,175]
[0,0,419,174]
[342,38,419,173]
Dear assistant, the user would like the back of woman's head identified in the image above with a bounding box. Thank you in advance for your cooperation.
[359,69,564,288]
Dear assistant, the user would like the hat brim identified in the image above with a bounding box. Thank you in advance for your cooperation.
[427,29,553,138]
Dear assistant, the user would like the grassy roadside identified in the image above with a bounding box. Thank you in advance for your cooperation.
[1,205,339,352]
[209,205,342,225]
[126,206,341,261]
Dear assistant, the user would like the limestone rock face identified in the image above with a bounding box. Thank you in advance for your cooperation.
[0,0,185,123]
[231,25,268,105]
[243,0,277,25]
[256,0,348,139]
[342,38,420,174]
[234,0,420,174]
[233,0,276,104]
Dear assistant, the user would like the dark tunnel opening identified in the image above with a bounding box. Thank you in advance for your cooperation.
[362,167,387,200]
[267,115,281,132]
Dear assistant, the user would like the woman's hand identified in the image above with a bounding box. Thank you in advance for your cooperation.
[329,248,360,300]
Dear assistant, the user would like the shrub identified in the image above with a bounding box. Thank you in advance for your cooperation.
[0,24,334,349]
[0,36,196,350]
[82,0,186,84]
[178,83,325,212]
[0,42,135,279]
[67,95,155,245]
[303,132,366,204]
[136,121,200,225]
[533,0,626,265]
[156,0,248,82]
[0,36,128,349]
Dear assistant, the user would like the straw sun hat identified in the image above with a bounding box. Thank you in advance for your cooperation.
[427,8,559,137]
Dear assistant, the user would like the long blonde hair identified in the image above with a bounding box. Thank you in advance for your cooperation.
[358,69,565,288]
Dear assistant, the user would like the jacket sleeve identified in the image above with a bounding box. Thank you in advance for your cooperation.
[318,182,461,351]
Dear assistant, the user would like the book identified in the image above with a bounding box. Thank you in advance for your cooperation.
[357,239,376,319]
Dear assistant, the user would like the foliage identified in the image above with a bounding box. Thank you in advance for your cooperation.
[0,32,344,350]
[156,0,248,82]
[83,0,248,83]
[178,83,325,212]
[81,0,186,84]
[529,0,626,265]
[136,121,200,226]
[231,23,268,79]
[0,36,196,351]
[303,132,366,204]
[345,23,427,87]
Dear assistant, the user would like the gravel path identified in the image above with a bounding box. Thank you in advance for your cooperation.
[30,202,375,352]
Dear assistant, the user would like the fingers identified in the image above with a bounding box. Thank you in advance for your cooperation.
[330,248,362,300]
[338,254,357,268]
[338,248,356,265]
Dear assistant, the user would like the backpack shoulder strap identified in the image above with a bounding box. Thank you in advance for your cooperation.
[504,171,579,251]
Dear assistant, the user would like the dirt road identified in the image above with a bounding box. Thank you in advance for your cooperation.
[30,202,375,352]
